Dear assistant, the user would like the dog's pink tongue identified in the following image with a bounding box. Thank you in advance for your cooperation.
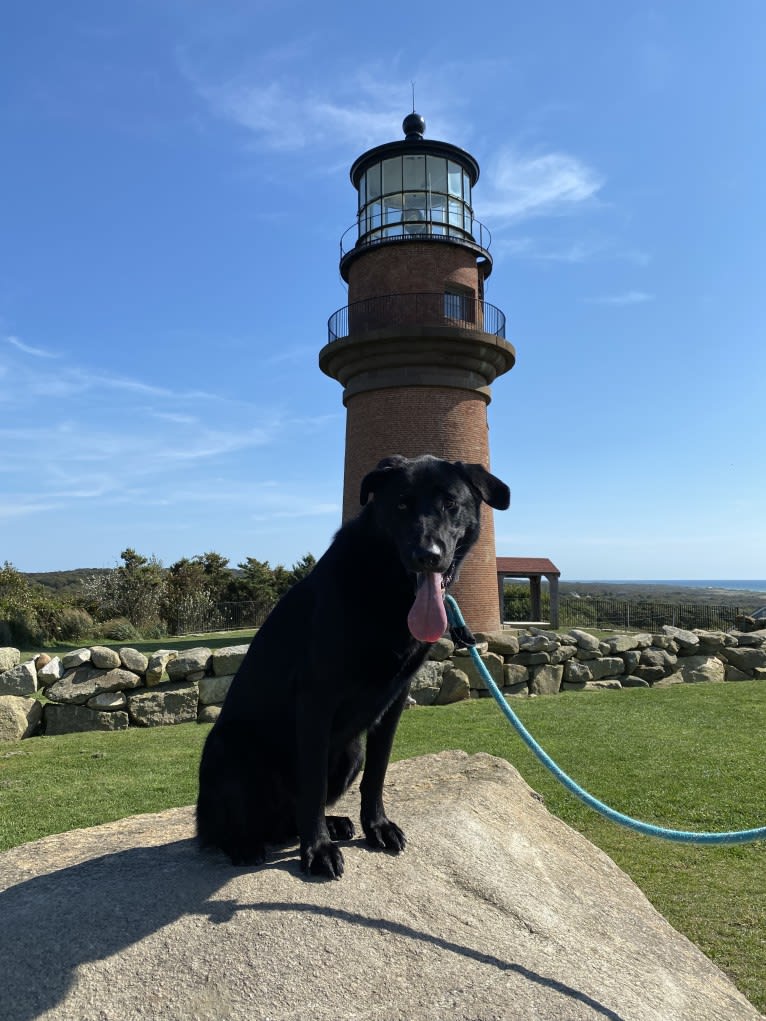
[408,573,448,643]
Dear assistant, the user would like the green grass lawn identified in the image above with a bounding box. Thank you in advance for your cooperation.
[1,683,764,1011]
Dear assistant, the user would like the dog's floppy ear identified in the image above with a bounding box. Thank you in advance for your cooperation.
[455,462,511,510]
[360,455,409,505]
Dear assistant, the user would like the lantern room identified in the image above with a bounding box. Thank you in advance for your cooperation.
[339,113,492,281]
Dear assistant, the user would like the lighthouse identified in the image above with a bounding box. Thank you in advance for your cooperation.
[320,113,515,633]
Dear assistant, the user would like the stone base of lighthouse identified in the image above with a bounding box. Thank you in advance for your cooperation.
[342,385,504,634]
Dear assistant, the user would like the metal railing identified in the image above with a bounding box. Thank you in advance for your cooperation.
[174,600,274,636]
[339,217,493,263]
[327,292,506,343]
[175,595,742,637]
[558,599,740,633]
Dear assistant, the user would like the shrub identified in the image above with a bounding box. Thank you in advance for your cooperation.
[100,617,139,642]
[139,622,168,641]
[5,607,46,646]
[55,607,94,643]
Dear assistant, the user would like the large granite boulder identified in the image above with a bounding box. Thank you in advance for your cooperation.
[198,674,234,706]
[166,648,211,683]
[673,654,726,684]
[455,651,504,692]
[722,646,766,674]
[44,703,130,735]
[0,696,42,741]
[90,646,122,670]
[210,645,249,677]
[46,667,143,705]
[0,752,759,1020]
[409,661,446,705]
[145,650,177,687]
[0,648,21,673]
[0,661,37,696]
[36,656,63,687]
[126,682,199,727]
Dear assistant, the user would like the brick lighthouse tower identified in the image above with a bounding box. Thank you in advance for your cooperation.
[319,112,515,633]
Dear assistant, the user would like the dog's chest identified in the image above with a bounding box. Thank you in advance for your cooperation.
[332,638,427,737]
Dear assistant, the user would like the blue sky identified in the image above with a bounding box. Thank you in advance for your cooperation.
[1,1,764,580]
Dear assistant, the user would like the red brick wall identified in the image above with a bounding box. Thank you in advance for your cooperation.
[343,386,503,633]
[348,244,479,303]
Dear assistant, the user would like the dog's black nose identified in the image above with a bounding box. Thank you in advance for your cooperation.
[412,545,442,571]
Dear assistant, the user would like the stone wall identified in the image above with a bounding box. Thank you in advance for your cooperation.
[1,623,765,741]
[0,643,249,741]
[412,624,766,704]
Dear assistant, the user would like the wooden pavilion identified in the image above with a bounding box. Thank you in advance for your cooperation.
[496,557,561,628]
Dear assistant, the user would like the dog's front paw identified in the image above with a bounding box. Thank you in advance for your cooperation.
[301,839,345,880]
[363,817,406,854]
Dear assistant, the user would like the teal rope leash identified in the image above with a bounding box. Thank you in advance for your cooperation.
[445,594,766,846]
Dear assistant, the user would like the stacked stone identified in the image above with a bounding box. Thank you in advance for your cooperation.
[408,625,766,706]
[0,644,249,741]
[1,627,765,740]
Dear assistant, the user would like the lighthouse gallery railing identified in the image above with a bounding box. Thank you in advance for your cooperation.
[327,292,506,343]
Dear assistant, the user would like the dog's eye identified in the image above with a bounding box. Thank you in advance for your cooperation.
[397,498,410,511]
[444,497,458,510]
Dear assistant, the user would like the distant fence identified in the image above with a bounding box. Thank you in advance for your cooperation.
[503,592,741,632]
[503,594,740,632]
[174,600,274,636]
[176,595,742,637]
[559,598,740,632]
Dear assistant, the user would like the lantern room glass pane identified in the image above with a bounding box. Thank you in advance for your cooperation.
[448,198,462,228]
[404,191,427,233]
[403,154,426,190]
[367,165,381,200]
[367,200,382,232]
[463,170,472,204]
[427,155,447,194]
[429,192,447,223]
[382,157,402,194]
[383,194,403,225]
[447,161,462,196]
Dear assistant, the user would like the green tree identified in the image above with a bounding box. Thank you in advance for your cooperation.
[289,553,317,585]
[272,564,293,600]
[83,549,167,632]
[234,557,279,614]
[0,561,87,644]
[195,551,233,601]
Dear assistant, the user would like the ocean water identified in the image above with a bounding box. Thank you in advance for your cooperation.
[577,580,766,593]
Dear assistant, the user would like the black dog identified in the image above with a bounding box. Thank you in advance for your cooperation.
[196,454,510,879]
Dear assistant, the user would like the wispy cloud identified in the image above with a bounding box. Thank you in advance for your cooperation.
[479,149,604,224]
[585,291,655,306]
[183,59,410,153]
[18,363,222,403]
[6,335,60,358]
[0,497,68,519]
[179,47,477,156]
[251,502,340,522]
[495,237,606,263]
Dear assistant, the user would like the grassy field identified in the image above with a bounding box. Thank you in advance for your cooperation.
[1,683,764,1011]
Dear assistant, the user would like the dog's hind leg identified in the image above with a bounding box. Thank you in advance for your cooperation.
[197,774,268,866]
[197,727,273,866]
